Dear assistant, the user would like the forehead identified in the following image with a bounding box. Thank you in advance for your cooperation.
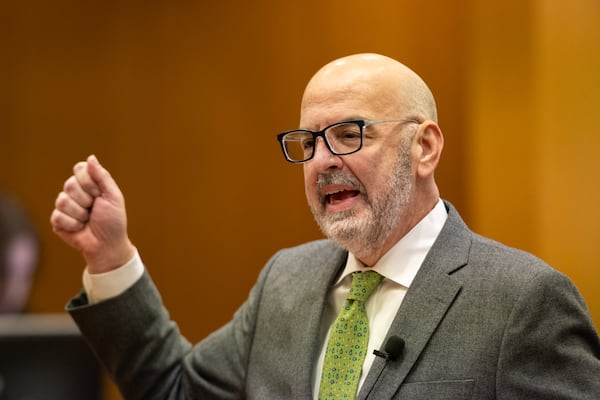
[300,81,398,129]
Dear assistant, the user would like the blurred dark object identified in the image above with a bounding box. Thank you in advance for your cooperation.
[0,313,103,400]
[0,193,39,313]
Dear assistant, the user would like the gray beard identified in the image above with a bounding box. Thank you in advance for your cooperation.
[311,148,413,257]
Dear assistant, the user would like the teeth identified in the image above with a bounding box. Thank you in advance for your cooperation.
[326,190,341,203]
[323,188,359,206]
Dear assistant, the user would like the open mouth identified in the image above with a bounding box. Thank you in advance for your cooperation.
[327,189,361,205]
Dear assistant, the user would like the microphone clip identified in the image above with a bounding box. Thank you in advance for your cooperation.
[373,335,404,362]
[373,348,396,361]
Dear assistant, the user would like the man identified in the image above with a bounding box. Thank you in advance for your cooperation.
[50,54,600,399]
[0,192,38,313]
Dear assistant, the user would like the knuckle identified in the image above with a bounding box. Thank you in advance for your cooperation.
[63,176,78,194]
[50,209,64,227]
[55,192,69,209]
[49,210,58,225]
[73,161,86,174]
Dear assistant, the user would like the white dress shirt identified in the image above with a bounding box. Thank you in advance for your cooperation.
[82,250,143,304]
[83,200,448,398]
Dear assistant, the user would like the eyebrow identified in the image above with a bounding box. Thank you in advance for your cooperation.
[300,117,368,131]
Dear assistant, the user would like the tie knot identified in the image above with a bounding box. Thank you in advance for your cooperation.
[347,271,383,302]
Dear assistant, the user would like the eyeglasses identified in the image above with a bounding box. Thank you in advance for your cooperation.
[276,119,420,163]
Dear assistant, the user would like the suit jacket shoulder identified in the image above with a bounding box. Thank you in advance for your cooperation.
[360,201,600,400]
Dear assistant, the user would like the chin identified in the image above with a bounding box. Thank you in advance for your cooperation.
[320,216,371,250]
[319,208,397,256]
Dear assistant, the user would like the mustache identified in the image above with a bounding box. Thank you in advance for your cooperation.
[316,171,364,193]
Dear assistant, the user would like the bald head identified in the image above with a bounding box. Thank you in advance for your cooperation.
[301,53,437,124]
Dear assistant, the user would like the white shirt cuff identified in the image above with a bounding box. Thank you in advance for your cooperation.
[82,250,144,304]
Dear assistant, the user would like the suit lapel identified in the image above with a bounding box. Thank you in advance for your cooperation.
[358,202,471,399]
[288,243,348,398]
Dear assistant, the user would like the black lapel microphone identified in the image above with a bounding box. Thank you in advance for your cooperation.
[365,336,405,399]
[373,335,404,361]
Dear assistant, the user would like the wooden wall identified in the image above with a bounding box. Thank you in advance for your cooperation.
[465,0,600,326]
[2,1,598,398]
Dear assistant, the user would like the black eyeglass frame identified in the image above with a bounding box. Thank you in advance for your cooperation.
[276,118,420,163]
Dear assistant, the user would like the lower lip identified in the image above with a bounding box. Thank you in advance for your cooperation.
[326,194,361,213]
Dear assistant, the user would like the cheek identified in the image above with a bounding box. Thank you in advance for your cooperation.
[360,162,394,196]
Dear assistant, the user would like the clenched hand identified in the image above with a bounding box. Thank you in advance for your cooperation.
[50,155,135,273]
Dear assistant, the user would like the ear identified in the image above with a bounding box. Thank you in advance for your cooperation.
[414,121,444,178]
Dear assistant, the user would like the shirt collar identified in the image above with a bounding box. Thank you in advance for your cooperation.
[336,199,448,288]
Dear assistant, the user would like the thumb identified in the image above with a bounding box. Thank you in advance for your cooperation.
[86,155,122,201]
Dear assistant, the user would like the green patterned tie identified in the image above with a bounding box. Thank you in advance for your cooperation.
[318,270,384,399]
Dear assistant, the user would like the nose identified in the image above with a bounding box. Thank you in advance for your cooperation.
[310,137,343,171]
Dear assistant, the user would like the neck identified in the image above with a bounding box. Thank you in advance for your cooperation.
[353,196,440,267]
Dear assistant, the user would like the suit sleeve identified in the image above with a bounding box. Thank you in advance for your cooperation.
[67,261,272,400]
[496,269,600,399]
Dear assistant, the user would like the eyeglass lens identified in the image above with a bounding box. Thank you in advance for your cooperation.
[282,122,362,162]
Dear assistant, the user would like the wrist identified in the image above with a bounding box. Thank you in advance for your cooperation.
[85,239,136,274]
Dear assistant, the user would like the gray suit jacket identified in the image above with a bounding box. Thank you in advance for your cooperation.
[68,201,600,399]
